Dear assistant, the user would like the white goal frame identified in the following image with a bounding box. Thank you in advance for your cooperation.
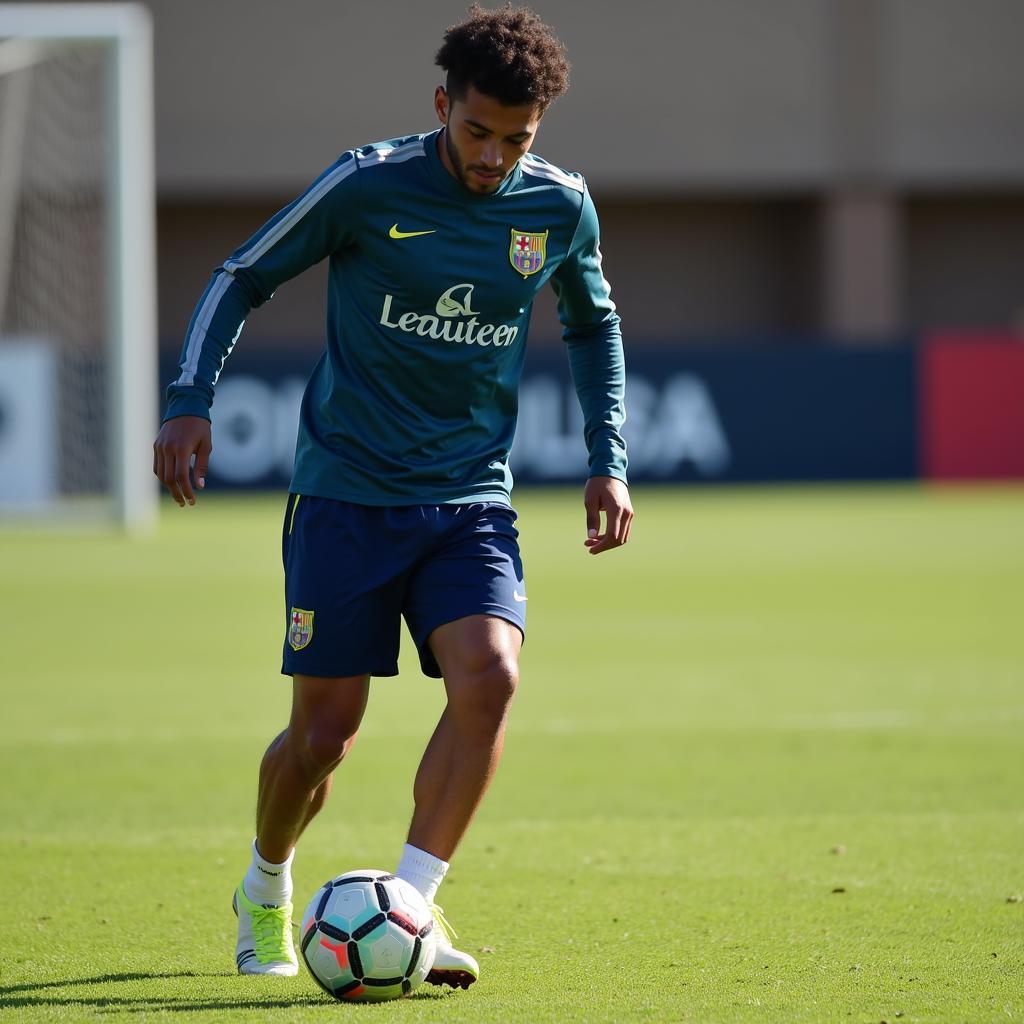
[0,3,156,531]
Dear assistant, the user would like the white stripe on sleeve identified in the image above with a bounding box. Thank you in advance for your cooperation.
[175,271,234,386]
[174,138,426,391]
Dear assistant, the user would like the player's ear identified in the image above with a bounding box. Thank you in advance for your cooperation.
[434,85,449,125]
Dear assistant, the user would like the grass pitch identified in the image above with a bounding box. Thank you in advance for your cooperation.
[1,485,1022,1023]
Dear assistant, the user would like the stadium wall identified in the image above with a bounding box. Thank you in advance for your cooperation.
[130,0,1024,195]
[140,0,1024,346]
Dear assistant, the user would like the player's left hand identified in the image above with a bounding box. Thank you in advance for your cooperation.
[583,476,633,555]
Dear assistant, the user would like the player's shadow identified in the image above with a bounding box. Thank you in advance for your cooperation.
[0,970,451,1012]
[0,971,211,995]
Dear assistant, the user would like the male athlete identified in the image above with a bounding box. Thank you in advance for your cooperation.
[154,4,631,989]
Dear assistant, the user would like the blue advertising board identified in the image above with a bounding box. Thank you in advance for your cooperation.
[159,341,917,489]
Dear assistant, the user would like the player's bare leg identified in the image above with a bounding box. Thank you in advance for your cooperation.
[256,673,370,861]
[399,614,521,988]
[408,616,520,857]
[234,673,369,975]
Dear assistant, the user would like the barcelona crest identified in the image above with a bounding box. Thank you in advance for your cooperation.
[509,229,548,277]
[288,607,314,651]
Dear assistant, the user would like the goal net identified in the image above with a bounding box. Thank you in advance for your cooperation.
[0,4,156,530]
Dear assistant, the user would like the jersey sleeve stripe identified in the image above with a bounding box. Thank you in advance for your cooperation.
[521,157,584,193]
[220,138,423,275]
[176,160,356,388]
[356,140,426,169]
[223,158,358,274]
[174,271,234,386]
[173,137,426,394]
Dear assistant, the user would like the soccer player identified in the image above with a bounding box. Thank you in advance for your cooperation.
[153,3,631,988]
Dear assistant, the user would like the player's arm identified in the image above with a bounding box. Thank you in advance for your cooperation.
[550,185,632,554]
[154,154,361,506]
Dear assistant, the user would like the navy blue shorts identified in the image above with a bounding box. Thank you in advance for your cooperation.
[281,495,526,679]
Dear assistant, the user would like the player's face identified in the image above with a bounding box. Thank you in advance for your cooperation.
[434,85,542,194]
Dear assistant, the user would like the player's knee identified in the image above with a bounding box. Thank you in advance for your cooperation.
[294,721,359,777]
[450,654,519,733]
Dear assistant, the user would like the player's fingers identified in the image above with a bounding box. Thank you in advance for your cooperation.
[589,509,632,555]
[584,495,601,541]
[193,434,212,491]
[594,511,621,552]
[153,444,163,482]
[176,449,196,506]
[163,450,188,507]
[157,447,174,499]
[168,452,188,507]
[615,506,632,545]
[587,525,616,554]
[607,506,627,547]
[623,509,634,545]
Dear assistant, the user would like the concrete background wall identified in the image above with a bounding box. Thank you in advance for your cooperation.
[139,0,1024,194]
[8,0,1023,348]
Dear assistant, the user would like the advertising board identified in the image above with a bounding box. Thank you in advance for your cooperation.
[159,343,917,489]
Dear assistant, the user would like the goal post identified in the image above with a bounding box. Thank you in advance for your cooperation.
[0,3,156,531]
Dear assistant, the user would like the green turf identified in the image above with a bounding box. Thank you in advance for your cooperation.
[1,485,1022,1023]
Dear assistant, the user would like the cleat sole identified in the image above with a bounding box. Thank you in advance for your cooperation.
[425,968,477,990]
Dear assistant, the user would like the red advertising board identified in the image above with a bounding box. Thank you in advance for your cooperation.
[921,333,1024,479]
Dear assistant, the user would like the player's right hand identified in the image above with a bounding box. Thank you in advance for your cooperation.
[153,415,212,507]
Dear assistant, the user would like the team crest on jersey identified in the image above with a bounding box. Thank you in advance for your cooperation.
[288,608,314,651]
[509,229,548,277]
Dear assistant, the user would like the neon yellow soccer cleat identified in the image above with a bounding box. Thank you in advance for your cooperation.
[424,903,479,990]
[232,882,298,976]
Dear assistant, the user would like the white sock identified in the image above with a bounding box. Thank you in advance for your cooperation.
[395,843,448,906]
[243,838,294,907]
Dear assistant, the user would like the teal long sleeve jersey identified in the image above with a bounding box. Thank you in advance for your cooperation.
[164,130,627,506]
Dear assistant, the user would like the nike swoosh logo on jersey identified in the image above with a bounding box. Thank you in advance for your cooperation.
[513,590,528,602]
[389,224,436,239]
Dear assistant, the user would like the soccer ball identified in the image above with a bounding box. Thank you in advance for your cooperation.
[300,869,436,1002]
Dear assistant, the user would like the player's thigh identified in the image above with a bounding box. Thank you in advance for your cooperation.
[403,502,526,680]
[281,494,408,679]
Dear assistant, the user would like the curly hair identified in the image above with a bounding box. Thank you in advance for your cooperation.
[436,3,571,111]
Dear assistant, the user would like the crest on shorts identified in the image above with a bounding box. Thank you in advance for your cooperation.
[509,229,548,277]
[288,607,314,651]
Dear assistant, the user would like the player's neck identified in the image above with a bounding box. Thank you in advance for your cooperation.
[436,128,458,182]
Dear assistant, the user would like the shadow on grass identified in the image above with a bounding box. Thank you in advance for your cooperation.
[0,971,221,995]
[0,970,452,1013]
